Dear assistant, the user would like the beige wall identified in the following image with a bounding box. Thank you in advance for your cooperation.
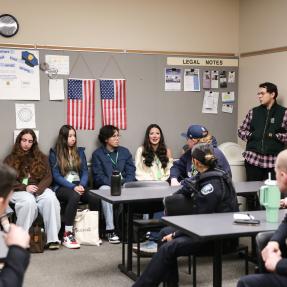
[1,0,239,53]
[238,0,287,145]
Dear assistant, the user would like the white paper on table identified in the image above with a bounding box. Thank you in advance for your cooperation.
[202,91,219,114]
[222,104,233,113]
[45,55,70,75]
[14,129,39,143]
[49,79,65,100]
[233,213,255,220]
[228,71,236,83]
[221,91,235,103]
[165,68,182,91]
[211,70,219,89]
[184,68,200,91]
[15,103,36,129]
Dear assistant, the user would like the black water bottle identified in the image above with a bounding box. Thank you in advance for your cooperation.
[111,170,121,196]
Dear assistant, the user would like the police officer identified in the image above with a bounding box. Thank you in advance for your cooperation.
[170,124,231,187]
[133,143,238,287]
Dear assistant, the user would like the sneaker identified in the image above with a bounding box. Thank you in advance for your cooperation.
[133,240,157,257]
[47,242,60,250]
[62,232,80,249]
[106,232,120,244]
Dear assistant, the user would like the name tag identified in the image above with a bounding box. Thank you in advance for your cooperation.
[22,178,28,185]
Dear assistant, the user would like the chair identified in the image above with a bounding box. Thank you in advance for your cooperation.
[255,231,275,273]
[123,180,169,276]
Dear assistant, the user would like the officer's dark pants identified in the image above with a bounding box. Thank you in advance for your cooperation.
[132,226,203,287]
[237,273,287,287]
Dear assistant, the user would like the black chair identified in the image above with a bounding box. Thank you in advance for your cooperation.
[123,180,169,277]
[255,231,275,273]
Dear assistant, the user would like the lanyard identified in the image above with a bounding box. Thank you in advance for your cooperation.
[107,151,118,166]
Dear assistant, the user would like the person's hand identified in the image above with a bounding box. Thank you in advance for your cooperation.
[265,253,282,272]
[162,233,174,242]
[170,178,181,187]
[74,185,85,194]
[4,224,30,249]
[280,198,287,208]
[262,241,281,262]
[26,185,38,193]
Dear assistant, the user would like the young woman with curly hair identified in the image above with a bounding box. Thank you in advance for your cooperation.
[49,125,98,249]
[135,124,173,181]
[4,129,61,250]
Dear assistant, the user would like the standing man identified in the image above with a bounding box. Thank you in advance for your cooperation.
[238,82,287,182]
[0,163,30,286]
[237,149,287,287]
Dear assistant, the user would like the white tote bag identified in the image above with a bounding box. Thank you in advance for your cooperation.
[74,209,102,246]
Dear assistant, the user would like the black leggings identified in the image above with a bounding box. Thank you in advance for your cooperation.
[56,187,99,226]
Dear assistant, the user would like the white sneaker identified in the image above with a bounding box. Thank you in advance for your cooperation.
[107,232,120,244]
[62,232,80,249]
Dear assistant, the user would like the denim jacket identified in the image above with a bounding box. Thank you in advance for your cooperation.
[49,147,89,191]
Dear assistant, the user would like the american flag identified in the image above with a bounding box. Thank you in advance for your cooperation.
[67,79,95,130]
[100,79,127,130]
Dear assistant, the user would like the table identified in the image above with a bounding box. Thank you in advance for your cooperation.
[90,186,179,280]
[162,209,286,287]
[90,180,263,281]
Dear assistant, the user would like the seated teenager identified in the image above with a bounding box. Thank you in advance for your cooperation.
[170,124,231,186]
[92,125,135,244]
[134,123,173,254]
[135,124,173,181]
[133,143,238,287]
[4,129,61,250]
[49,125,98,249]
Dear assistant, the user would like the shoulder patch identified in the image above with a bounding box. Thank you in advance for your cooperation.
[200,183,214,195]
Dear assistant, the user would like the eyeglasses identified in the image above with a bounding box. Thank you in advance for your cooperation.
[111,134,121,139]
[21,138,33,144]
[257,92,267,96]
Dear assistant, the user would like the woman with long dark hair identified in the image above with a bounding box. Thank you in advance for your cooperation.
[49,125,98,249]
[4,129,61,250]
[135,124,173,181]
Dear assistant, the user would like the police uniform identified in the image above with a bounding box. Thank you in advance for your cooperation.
[133,168,238,287]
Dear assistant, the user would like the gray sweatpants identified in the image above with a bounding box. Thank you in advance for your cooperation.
[10,189,61,243]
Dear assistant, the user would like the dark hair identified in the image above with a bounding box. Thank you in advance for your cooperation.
[192,143,217,169]
[259,82,278,99]
[98,125,119,145]
[0,163,16,200]
[55,125,81,175]
[5,129,47,180]
[142,124,169,169]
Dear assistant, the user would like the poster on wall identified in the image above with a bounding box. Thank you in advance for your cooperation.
[0,49,40,100]
[15,103,36,129]
[184,68,200,91]
[165,68,181,91]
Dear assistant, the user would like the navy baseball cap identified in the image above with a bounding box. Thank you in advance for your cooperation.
[181,125,208,139]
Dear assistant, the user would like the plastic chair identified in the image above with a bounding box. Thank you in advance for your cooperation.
[123,180,168,276]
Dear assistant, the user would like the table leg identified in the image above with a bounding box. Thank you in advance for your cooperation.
[213,240,222,287]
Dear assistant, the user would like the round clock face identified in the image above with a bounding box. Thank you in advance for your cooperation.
[0,14,19,37]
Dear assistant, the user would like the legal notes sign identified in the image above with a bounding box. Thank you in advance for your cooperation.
[167,57,238,67]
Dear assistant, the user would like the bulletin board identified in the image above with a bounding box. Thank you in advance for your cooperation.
[0,48,239,161]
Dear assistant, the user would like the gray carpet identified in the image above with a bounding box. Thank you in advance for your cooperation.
[24,238,254,287]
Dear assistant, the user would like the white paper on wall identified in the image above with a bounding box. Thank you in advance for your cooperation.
[15,103,36,129]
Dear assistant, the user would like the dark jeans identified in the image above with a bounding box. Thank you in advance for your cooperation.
[237,273,287,287]
[56,187,99,226]
[133,226,203,287]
